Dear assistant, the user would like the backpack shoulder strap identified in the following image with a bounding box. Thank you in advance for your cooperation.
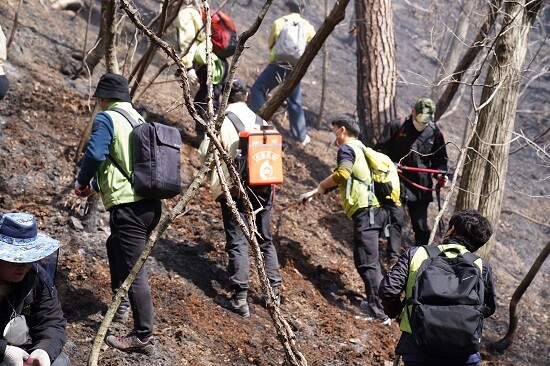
[461,251,480,265]
[111,107,139,128]
[107,108,136,182]
[226,111,246,133]
[423,245,442,258]
[226,111,263,132]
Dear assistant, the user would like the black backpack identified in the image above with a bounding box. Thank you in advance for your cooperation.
[109,108,182,199]
[407,245,489,357]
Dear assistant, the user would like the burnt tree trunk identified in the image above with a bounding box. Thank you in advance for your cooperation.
[455,0,542,257]
[354,0,396,146]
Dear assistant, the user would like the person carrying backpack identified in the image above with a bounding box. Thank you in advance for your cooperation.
[379,209,497,366]
[248,1,315,146]
[199,77,283,317]
[299,114,391,325]
[74,73,161,355]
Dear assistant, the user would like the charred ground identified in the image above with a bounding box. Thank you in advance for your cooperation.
[0,1,548,365]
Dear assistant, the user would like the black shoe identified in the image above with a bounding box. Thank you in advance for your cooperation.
[105,333,155,355]
[215,296,250,317]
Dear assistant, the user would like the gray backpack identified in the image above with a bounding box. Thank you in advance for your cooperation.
[274,17,307,64]
[109,108,182,199]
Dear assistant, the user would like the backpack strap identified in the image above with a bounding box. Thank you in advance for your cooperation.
[106,108,138,183]
[112,107,139,128]
[226,111,263,133]
[423,245,442,258]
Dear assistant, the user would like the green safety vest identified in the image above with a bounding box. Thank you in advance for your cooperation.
[399,243,483,333]
[96,102,145,210]
[339,140,380,218]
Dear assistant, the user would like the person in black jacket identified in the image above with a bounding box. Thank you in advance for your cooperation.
[375,98,448,247]
[379,209,496,365]
[0,212,70,366]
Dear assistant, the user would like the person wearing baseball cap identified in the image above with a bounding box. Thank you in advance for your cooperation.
[199,76,283,317]
[0,212,71,366]
[375,98,449,248]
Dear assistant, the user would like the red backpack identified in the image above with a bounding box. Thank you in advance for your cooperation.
[201,9,238,59]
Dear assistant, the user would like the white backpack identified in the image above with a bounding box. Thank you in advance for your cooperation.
[274,17,307,64]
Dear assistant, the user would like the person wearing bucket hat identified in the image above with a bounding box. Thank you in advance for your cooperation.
[74,73,161,355]
[375,98,448,247]
[199,77,283,316]
[0,213,71,366]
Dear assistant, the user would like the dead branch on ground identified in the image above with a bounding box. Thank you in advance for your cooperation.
[489,241,550,351]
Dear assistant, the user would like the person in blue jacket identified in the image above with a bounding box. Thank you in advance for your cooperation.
[74,73,161,355]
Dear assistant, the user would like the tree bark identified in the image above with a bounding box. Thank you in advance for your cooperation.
[354,0,396,146]
[435,0,502,121]
[78,0,108,76]
[455,0,542,257]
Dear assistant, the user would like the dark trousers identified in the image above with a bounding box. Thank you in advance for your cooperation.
[219,188,282,295]
[352,206,389,319]
[386,203,403,261]
[107,199,162,339]
[406,200,431,246]
[194,59,229,133]
[0,74,9,100]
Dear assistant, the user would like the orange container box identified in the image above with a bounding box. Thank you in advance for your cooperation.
[244,129,284,185]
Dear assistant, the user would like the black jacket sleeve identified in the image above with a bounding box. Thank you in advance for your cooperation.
[379,247,418,319]
[374,118,402,156]
[430,126,448,172]
[482,260,497,317]
[25,273,67,362]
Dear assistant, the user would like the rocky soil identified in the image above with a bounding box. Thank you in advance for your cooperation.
[0,1,548,365]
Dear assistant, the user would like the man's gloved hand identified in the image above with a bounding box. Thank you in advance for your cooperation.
[4,345,30,366]
[188,68,198,86]
[298,189,317,204]
[436,174,449,188]
[74,180,93,198]
[28,349,50,366]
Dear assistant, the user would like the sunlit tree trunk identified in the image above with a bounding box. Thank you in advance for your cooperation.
[354,0,396,146]
[456,0,542,257]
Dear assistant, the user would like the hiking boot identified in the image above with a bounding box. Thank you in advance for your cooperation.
[105,333,155,355]
[359,300,390,325]
[215,296,250,317]
[113,304,130,323]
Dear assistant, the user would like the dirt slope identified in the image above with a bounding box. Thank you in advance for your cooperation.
[0,1,548,365]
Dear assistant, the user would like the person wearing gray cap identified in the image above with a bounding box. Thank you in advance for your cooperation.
[74,73,161,355]
[200,77,283,317]
[0,212,71,366]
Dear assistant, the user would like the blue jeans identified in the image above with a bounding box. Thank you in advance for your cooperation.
[248,62,308,143]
